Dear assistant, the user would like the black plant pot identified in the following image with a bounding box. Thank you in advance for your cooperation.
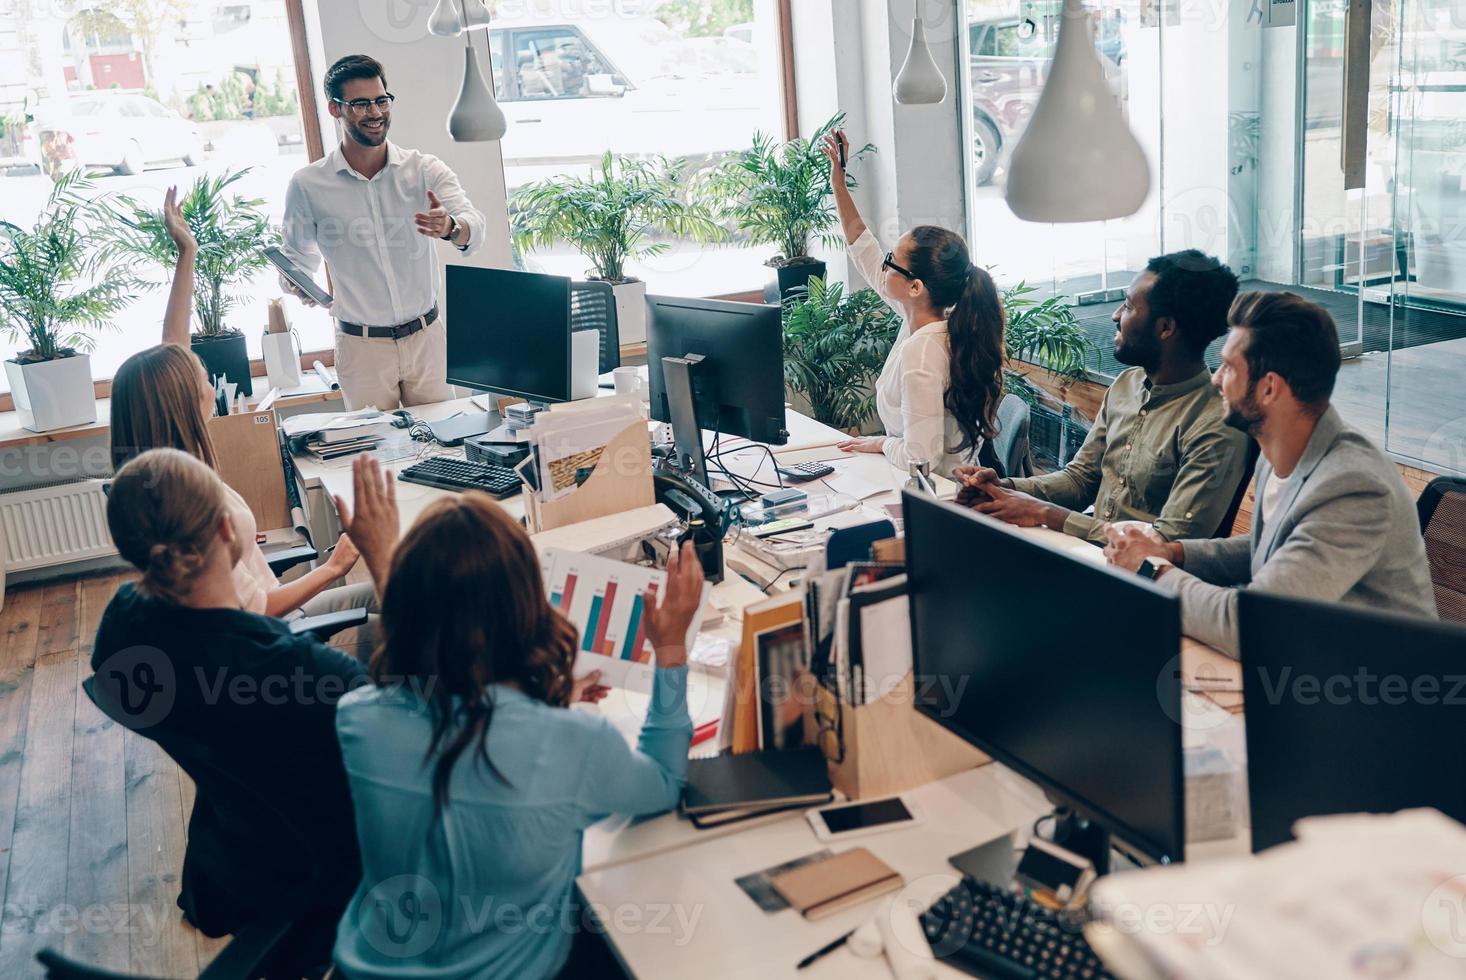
[191,331,252,399]
[763,258,827,305]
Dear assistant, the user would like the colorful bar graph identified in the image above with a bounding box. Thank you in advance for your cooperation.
[553,572,578,612]
[591,581,617,653]
[582,592,604,652]
[623,584,656,663]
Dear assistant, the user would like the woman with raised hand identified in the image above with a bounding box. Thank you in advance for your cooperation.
[821,129,1007,478]
[332,499,704,979]
[109,185,376,626]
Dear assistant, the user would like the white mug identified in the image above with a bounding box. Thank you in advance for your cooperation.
[613,366,644,397]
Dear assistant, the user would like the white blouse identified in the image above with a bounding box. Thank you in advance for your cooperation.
[222,484,278,615]
[849,230,980,478]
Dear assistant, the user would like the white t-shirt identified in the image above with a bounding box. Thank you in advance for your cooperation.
[848,230,979,478]
[222,484,278,615]
[1260,469,1293,526]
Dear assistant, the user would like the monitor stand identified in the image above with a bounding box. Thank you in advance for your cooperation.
[1037,806,1112,876]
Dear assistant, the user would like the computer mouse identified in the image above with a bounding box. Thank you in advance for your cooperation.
[390,409,414,429]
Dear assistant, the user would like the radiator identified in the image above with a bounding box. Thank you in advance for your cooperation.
[0,479,116,573]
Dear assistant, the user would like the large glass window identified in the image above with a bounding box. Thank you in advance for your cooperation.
[0,0,316,393]
[495,0,787,297]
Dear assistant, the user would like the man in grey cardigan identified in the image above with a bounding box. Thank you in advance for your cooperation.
[1105,291,1437,658]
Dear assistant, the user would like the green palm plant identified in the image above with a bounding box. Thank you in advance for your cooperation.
[699,113,874,266]
[110,169,275,337]
[0,170,136,362]
[509,152,722,283]
[781,276,900,432]
[1002,281,1091,381]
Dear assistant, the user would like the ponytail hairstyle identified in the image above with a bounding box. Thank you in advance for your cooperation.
[110,344,219,472]
[106,448,229,603]
[904,226,1006,456]
[371,492,580,815]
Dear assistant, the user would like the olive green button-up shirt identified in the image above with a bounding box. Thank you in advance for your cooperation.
[1010,367,1250,544]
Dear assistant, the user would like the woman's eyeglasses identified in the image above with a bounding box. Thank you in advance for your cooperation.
[334,94,396,114]
[882,252,917,282]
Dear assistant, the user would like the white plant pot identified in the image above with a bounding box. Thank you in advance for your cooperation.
[5,353,97,433]
[611,279,648,346]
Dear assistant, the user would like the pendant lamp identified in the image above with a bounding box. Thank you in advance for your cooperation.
[1004,0,1150,222]
[460,0,491,30]
[447,32,507,141]
[427,0,462,37]
[892,9,947,105]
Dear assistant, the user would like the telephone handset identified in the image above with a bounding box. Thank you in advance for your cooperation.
[654,467,729,583]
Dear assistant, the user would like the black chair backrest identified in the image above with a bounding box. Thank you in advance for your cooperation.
[1214,437,1262,539]
[81,676,320,908]
[1417,476,1466,624]
[992,393,1032,480]
[571,280,621,375]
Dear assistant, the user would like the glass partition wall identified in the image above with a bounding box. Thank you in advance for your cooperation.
[960,0,1466,475]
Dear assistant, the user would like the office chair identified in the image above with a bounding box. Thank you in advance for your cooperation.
[55,680,333,980]
[571,280,621,375]
[1417,476,1466,624]
[1214,438,1262,538]
[992,393,1033,480]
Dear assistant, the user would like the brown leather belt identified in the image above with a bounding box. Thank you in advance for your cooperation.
[338,305,438,340]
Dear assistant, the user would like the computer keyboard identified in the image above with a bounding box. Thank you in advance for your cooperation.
[398,457,522,498]
[920,876,1113,980]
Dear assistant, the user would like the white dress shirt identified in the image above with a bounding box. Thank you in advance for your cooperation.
[848,229,979,477]
[281,140,486,328]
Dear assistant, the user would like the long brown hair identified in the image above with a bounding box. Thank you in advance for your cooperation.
[110,344,218,472]
[106,448,228,603]
[371,493,579,812]
[904,226,1006,456]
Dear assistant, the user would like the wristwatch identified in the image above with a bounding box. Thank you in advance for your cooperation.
[440,213,458,242]
[1137,555,1172,581]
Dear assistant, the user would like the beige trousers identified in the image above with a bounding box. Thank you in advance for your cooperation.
[334,318,456,410]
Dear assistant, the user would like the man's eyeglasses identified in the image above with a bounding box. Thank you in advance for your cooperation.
[333,94,396,114]
[883,252,917,282]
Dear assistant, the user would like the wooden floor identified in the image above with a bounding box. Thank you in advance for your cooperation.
[0,571,228,978]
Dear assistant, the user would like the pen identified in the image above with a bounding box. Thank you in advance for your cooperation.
[796,928,853,970]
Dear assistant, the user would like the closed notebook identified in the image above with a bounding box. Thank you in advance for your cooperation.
[681,746,832,816]
[769,847,903,921]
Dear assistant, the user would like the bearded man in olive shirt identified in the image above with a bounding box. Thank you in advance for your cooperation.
[958,250,1251,544]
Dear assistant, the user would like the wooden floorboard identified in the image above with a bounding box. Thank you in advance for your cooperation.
[64,675,129,971]
[124,729,198,978]
[0,585,44,954]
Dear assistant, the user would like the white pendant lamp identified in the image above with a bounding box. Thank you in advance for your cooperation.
[427,0,462,37]
[892,8,948,105]
[460,0,491,30]
[1004,0,1150,222]
[447,33,507,141]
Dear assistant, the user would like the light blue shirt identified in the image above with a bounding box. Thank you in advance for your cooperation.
[332,667,692,980]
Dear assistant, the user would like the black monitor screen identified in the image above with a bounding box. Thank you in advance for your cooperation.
[645,295,787,445]
[446,266,571,402]
[904,492,1185,865]
[1240,591,1466,852]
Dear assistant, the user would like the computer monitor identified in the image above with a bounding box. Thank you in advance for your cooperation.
[645,295,788,446]
[446,266,571,403]
[904,492,1186,868]
[1239,591,1466,852]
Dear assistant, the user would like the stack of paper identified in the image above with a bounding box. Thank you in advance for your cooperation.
[521,396,645,503]
[1089,808,1466,979]
[282,408,392,460]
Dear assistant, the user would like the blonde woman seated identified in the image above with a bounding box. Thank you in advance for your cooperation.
[822,130,1007,478]
[108,186,376,627]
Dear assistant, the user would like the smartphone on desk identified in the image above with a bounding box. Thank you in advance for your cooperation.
[807,795,921,842]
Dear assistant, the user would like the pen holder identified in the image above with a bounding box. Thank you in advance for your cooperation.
[805,673,988,801]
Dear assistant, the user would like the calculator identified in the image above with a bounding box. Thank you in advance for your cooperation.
[775,460,835,482]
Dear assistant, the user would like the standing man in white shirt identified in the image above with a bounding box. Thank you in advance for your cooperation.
[280,54,486,410]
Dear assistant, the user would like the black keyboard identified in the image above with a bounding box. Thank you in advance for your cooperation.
[398,457,522,498]
[920,877,1113,980]
[775,460,835,482]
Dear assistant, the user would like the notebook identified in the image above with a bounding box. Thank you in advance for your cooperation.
[680,746,832,818]
[769,847,903,921]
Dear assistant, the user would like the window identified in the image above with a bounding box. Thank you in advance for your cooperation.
[0,0,315,394]
[498,1,789,299]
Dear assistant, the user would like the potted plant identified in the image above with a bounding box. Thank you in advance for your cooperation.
[1001,281,1093,467]
[110,169,274,395]
[781,276,900,433]
[700,113,874,305]
[509,152,722,345]
[0,172,135,432]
